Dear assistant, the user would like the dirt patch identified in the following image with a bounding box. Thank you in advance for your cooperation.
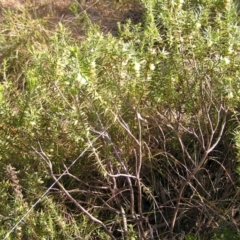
[0,0,144,39]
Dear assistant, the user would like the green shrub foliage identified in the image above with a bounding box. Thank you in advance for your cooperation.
[0,0,240,239]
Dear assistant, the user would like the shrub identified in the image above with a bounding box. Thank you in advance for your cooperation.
[1,0,240,239]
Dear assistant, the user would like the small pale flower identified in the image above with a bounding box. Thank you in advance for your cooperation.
[223,57,230,65]
[149,63,155,71]
[122,60,128,66]
[122,43,130,52]
[149,48,157,55]
[134,61,141,71]
[90,61,96,68]
[146,74,152,81]
[30,121,36,126]
[76,73,88,85]
[196,22,201,30]
[227,91,233,99]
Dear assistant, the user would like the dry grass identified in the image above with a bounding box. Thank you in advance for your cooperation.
[0,0,143,39]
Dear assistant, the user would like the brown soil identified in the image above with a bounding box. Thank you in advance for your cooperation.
[0,0,143,39]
